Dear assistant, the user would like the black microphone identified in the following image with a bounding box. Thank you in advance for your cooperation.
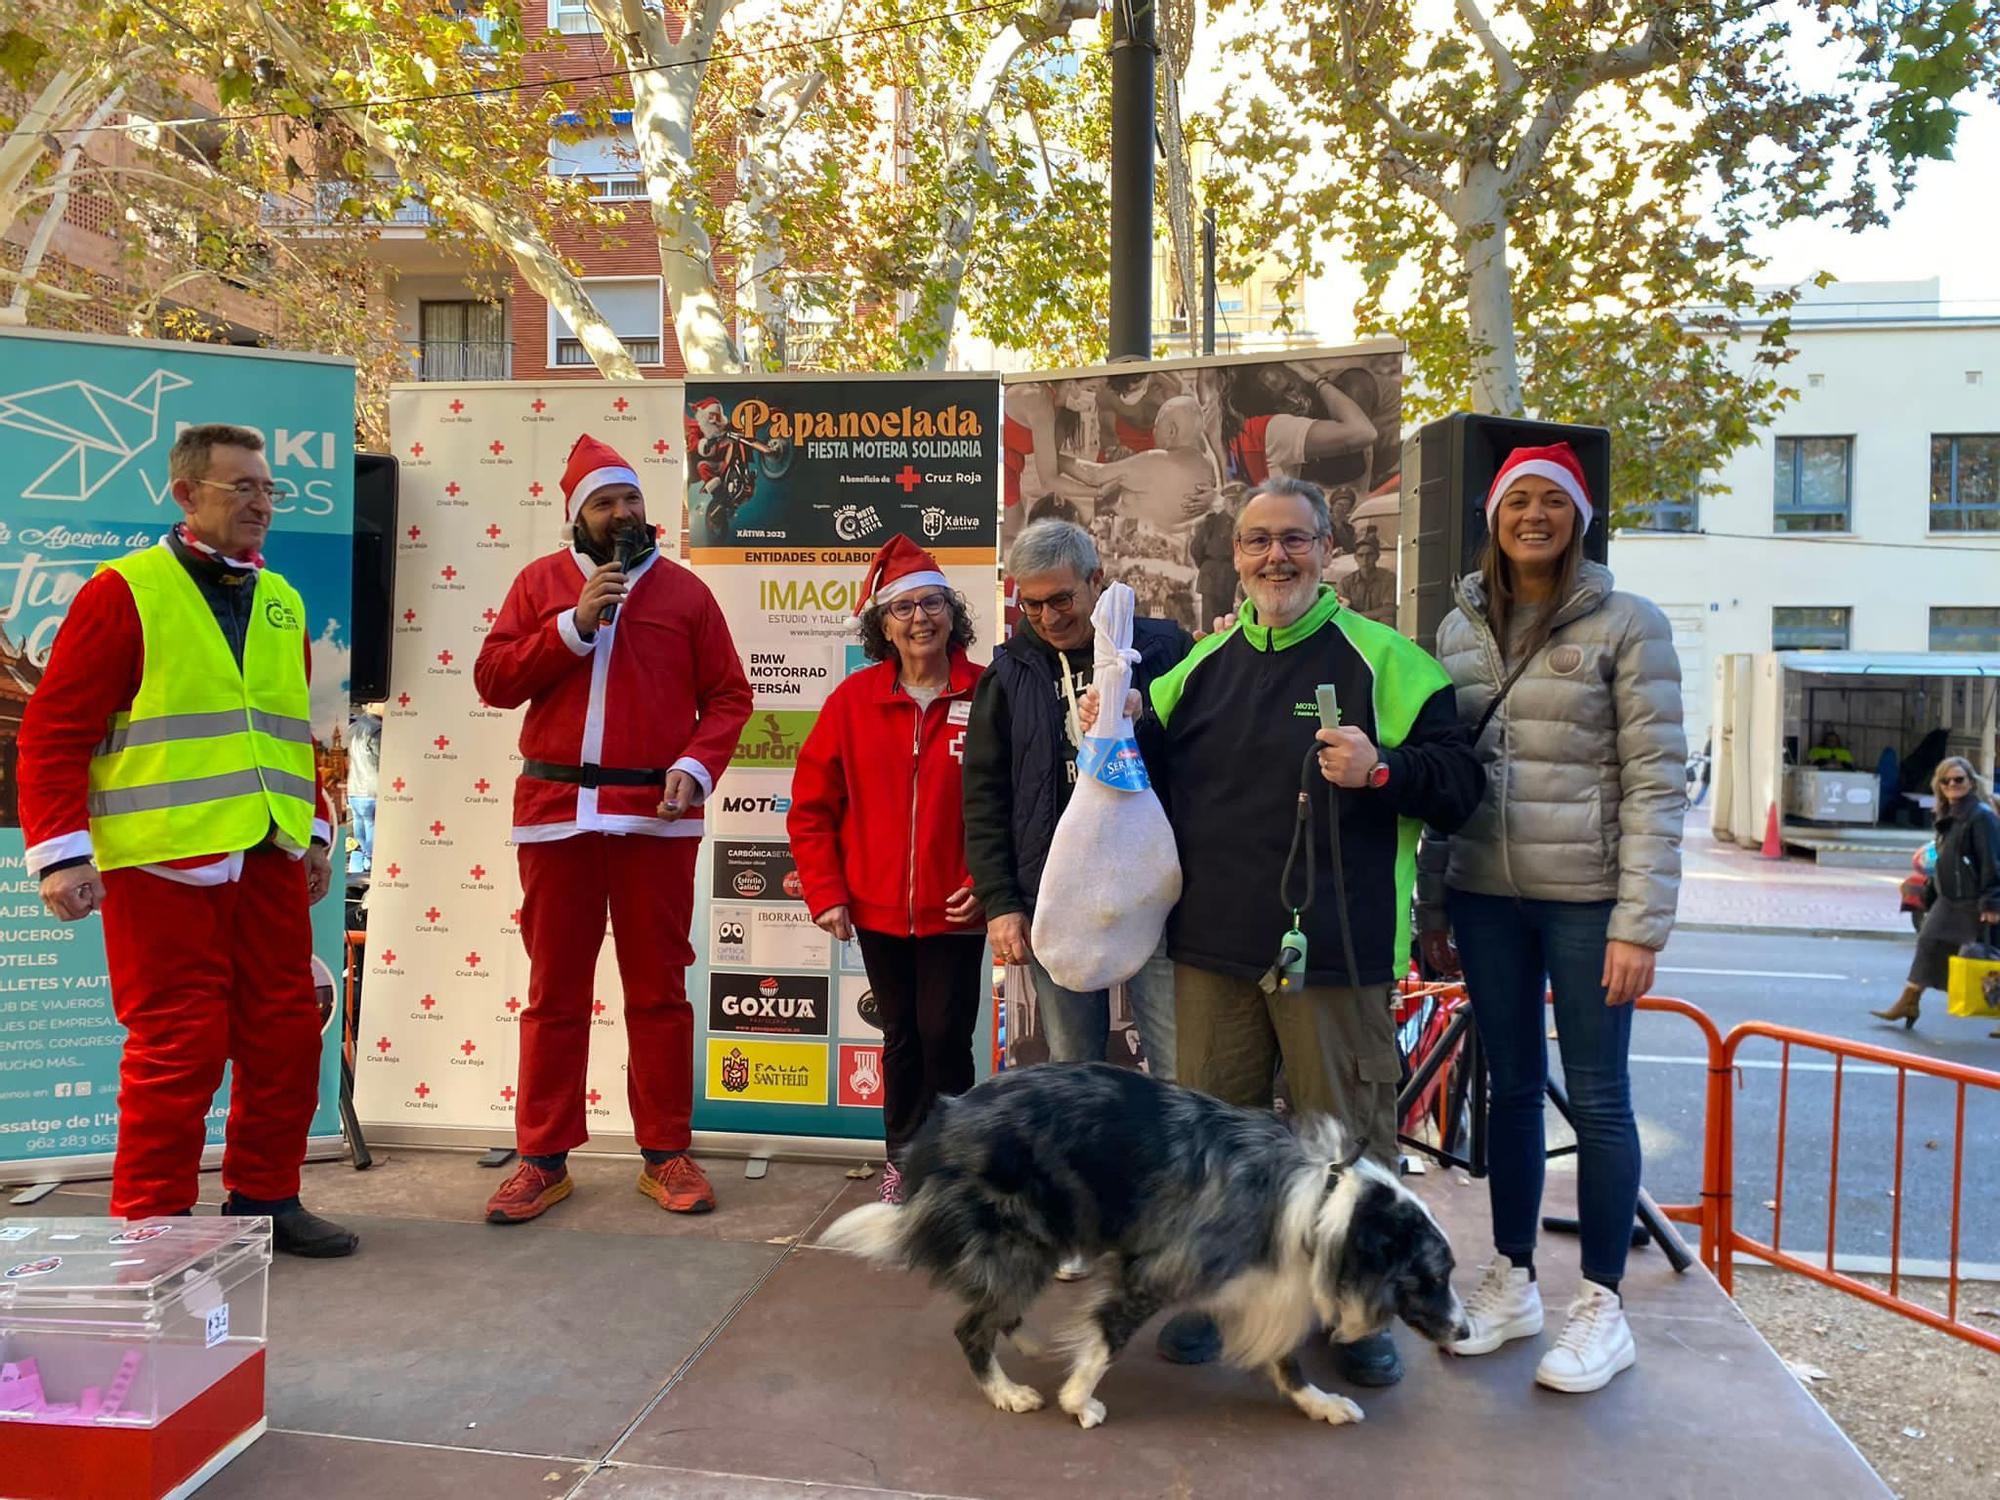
[600,524,649,627]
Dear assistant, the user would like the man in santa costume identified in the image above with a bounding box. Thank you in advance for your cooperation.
[475,433,753,1224]
[19,423,354,1255]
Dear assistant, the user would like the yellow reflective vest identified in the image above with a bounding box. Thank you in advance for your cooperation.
[86,545,317,870]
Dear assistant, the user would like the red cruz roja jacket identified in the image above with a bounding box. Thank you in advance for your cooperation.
[787,646,984,938]
[474,545,753,843]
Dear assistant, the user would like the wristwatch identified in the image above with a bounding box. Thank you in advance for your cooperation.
[1367,757,1390,790]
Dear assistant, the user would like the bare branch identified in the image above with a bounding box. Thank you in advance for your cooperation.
[1500,10,1678,191]
[1381,147,1456,218]
[1334,3,1457,151]
[1454,0,1523,95]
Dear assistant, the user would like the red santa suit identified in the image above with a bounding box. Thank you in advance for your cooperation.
[17,526,335,1218]
[474,435,752,1157]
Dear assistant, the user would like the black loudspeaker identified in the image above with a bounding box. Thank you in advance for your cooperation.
[1397,414,1610,654]
[351,453,399,701]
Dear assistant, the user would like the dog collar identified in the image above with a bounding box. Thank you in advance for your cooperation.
[1322,1138,1369,1194]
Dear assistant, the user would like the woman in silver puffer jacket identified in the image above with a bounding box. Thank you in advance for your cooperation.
[1417,443,1686,1398]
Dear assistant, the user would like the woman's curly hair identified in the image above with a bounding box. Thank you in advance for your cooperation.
[857,588,977,664]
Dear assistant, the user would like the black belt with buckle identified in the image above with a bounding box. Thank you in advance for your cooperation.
[522,759,667,789]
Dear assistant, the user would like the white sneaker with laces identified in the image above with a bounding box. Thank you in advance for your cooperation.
[1053,1253,1092,1282]
[1450,1260,1544,1356]
[1535,1280,1635,1393]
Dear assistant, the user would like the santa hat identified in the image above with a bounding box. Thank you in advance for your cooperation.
[560,433,641,522]
[1486,442,1593,532]
[855,534,949,616]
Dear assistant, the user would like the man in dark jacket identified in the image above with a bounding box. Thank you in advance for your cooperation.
[964,521,1192,1075]
[1105,476,1482,1381]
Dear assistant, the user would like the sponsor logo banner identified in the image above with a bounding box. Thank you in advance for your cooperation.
[705,1038,829,1105]
[710,769,795,837]
[838,973,883,1038]
[837,1044,885,1108]
[732,710,817,771]
[708,973,830,1037]
[713,903,829,970]
[710,839,803,903]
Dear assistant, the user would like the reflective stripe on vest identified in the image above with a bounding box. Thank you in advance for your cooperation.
[86,544,317,870]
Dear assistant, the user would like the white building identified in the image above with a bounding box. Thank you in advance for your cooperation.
[1612,279,2000,753]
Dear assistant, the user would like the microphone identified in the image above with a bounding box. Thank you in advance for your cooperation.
[1315,683,1340,730]
[600,523,649,627]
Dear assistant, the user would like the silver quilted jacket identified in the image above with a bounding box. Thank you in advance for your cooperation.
[1417,561,1688,949]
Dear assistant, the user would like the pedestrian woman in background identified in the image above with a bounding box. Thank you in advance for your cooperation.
[1417,443,1687,1394]
[1872,757,2000,1034]
[788,536,986,1204]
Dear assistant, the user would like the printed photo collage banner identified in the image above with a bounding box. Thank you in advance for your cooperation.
[362,376,1001,1146]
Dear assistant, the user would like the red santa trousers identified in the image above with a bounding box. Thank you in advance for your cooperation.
[100,848,324,1217]
[514,833,698,1156]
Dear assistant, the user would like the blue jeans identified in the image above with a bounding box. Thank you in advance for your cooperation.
[1447,890,1641,1284]
[1032,937,1176,1081]
[348,796,376,876]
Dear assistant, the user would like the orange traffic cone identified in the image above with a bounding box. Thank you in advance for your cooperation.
[1760,801,1782,860]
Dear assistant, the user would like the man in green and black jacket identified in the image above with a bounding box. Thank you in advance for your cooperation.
[1124,476,1482,1383]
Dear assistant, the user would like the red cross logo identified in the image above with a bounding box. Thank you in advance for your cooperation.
[894,465,921,493]
[381,948,398,965]
[375,1036,391,1053]
[591,999,607,1018]
[501,1085,516,1102]
[586,1088,603,1106]
[460,1039,477,1057]
[529,481,545,498]
[410,442,424,458]
[433,735,450,752]
[465,951,483,967]
[506,997,522,1014]
[436,649,453,667]
[430,819,446,836]
[486,523,502,540]
[612,397,630,413]
[531,398,547,414]
[414,1082,430,1099]
[420,994,436,1011]
[474,778,491,794]
[403,608,416,624]
[391,777,406,793]
[441,565,458,581]
[445,482,461,498]
[470,863,487,880]
[386,862,402,879]
[407,525,421,541]
[510,908,523,925]
[489,440,506,456]
[424,906,441,923]
[450,399,465,414]
[397,693,411,708]
[949,730,966,763]
[653,439,670,455]
[482,607,497,624]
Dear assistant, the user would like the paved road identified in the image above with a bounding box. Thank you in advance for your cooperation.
[1524,929,2000,1274]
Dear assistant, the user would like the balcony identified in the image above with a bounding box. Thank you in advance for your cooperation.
[410,340,513,381]
[262,182,437,231]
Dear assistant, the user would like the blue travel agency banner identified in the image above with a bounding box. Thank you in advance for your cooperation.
[0,329,354,1180]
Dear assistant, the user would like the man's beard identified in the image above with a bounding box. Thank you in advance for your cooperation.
[575,516,651,565]
[1244,563,1319,623]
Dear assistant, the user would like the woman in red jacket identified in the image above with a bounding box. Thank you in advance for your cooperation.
[788,537,986,1203]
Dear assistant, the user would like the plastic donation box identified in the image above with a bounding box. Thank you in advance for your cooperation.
[1,1217,271,1500]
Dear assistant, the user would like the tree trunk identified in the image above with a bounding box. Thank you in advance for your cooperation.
[4,87,127,324]
[732,71,825,370]
[1459,162,1522,415]
[0,65,107,245]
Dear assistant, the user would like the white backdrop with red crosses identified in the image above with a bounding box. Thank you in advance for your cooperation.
[356,381,686,1143]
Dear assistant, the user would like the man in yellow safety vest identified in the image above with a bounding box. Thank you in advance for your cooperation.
[18,424,355,1256]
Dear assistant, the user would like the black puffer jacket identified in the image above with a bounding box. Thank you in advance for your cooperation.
[1934,797,2000,911]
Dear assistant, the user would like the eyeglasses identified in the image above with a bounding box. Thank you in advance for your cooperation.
[1940,775,1970,787]
[886,592,950,622]
[1235,529,1324,557]
[1018,589,1077,617]
[197,478,279,501]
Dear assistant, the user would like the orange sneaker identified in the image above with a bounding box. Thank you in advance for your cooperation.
[637,1154,715,1214]
[484,1161,573,1224]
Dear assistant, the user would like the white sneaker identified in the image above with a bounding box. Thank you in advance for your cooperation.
[1450,1260,1544,1356]
[1535,1281,1636,1393]
[1053,1254,1092,1282]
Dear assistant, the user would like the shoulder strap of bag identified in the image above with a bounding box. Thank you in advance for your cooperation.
[1473,649,1537,741]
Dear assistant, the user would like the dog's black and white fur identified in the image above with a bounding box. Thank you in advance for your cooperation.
[820,1063,1468,1428]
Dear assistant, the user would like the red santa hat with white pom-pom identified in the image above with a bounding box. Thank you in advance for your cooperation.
[560,433,642,522]
[1486,442,1593,532]
[854,535,949,616]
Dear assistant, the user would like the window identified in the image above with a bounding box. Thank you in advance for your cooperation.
[418,300,508,381]
[1772,607,1849,651]
[548,0,601,32]
[1773,436,1852,532]
[1929,435,2000,532]
[548,130,642,200]
[1929,607,2000,653]
[549,277,662,367]
[1627,491,1698,533]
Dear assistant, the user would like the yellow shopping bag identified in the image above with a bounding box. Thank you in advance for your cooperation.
[1945,954,2000,1018]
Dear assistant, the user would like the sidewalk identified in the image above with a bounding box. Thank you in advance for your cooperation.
[1680,810,1910,940]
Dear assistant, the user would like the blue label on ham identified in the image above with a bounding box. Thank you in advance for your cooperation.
[1076,736,1150,792]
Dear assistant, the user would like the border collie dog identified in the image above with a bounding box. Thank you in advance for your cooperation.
[820,1062,1468,1428]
